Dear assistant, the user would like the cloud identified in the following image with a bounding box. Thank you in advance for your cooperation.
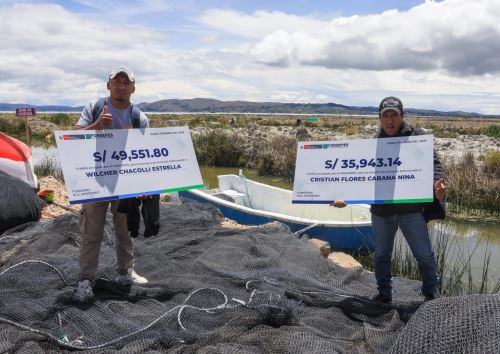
[1,1,500,114]
[197,9,329,39]
[249,0,500,76]
[0,3,170,104]
[74,0,172,17]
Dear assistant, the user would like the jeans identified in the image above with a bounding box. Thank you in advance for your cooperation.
[372,212,438,296]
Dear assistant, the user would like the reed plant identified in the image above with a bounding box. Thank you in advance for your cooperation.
[193,129,246,167]
[41,113,75,126]
[0,114,25,137]
[34,156,64,180]
[482,150,500,174]
[395,222,499,296]
[483,124,500,138]
[444,152,500,215]
[256,136,297,181]
[354,221,500,296]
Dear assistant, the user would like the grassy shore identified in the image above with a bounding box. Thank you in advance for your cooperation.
[3,111,496,296]
[2,112,499,216]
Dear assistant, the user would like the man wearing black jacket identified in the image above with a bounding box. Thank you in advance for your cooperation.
[332,96,446,303]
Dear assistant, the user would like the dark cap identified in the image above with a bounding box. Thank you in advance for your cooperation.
[379,96,403,117]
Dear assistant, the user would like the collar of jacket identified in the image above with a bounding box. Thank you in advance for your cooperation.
[375,120,414,138]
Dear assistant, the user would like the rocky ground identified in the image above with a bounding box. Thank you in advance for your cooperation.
[36,120,498,219]
[38,176,79,219]
[39,176,251,231]
[24,114,499,163]
[192,124,499,162]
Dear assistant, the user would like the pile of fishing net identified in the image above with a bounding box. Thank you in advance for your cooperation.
[1,200,499,353]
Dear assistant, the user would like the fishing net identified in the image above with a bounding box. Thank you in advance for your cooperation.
[0,200,499,353]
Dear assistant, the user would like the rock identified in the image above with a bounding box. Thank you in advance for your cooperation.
[308,239,331,257]
[328,252,362,269]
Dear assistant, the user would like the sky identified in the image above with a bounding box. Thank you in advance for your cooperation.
[1,0,500,114]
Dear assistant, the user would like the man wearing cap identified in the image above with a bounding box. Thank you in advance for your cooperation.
[332,96,446,303]
[73,66,149,301]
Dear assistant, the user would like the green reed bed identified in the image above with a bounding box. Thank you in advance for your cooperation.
[34,156,64,181]
[0,113,78,144]
[354,221,500,296]
[432,222,500,295]
[444,152,500,216]
[192,129,247,167]
[192,129,298,180]
[0,114,25,136]
[256,135,297,181]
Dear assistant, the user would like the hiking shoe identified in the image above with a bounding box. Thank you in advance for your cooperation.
[115,268,148,285]
[74,280,94,301]
[371,292,392,303]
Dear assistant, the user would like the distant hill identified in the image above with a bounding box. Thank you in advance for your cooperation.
[0,103,83,112]
[136,98,496,118]
[1,98,498,118]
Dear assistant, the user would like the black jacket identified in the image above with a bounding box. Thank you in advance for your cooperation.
[117,195,160,237]
[370,121,444,217]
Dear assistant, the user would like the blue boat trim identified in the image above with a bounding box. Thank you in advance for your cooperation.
[181,191,374,251]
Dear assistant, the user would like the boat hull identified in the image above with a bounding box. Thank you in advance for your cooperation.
[179,190,374,250]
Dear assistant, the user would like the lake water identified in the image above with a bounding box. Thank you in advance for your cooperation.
[31,146,500,288]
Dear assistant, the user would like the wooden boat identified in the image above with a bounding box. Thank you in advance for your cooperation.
[179,174,373,250]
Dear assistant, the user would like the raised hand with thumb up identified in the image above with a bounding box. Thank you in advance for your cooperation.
[434,178,446,201]
[98,105,113,129]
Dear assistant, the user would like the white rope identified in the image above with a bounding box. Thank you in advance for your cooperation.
[0,259,71,285]
[0,260,380,351]
[293,222,323,236]
[0,260,248,350]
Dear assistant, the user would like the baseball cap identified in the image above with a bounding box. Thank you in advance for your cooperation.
[109,66,135,83]
[379,96,403,117]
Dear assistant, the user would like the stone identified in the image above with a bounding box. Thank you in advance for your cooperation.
[308,239,331,257]
[327,252,362,269]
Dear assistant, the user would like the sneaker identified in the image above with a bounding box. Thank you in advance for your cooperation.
[115,268,148,285]
[74,280,94,301]
[371,292,392,303]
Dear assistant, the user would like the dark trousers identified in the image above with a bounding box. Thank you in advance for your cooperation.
[117,195,160,237]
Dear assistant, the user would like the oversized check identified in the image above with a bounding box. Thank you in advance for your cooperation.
[293,135,434,204]
[55,127,203,204]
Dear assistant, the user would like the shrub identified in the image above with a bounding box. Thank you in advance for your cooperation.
[43,113,73,126]
[482,150,500,174]
[188,116,204,128]
[444,152,500,214]
[484,125,500,138]
[193,130,246,167]
[257,136,297,181]
[34,156,64,180]
[342,126,359,135]
[0,115,24,136]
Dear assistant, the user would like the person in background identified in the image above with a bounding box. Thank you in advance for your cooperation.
[73,66,149,301]
[331,96,446,303]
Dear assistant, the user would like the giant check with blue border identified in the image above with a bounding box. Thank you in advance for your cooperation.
[293,135,434,204]
[55,127,203,204]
